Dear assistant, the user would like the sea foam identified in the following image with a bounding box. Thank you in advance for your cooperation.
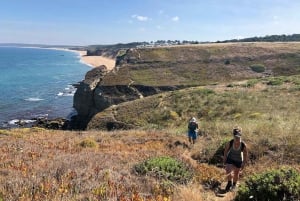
[24,98,44,102]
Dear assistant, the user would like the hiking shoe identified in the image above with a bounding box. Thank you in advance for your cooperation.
[225,182,232,192]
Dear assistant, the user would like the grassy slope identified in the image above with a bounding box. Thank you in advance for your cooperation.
[102,42,300,86]
[1,81,299,200]
[88,75,300,200]
[90,75,300,141]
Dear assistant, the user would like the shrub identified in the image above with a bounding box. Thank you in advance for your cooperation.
[235,167,300,201]
[250,64,265,73]
[224,59,230,65]
[267,78,284,86]
[208,139,230,165]
[248,112,262,119]
[194,163,224,190]
[79,138,98,148]
[134,156,193,184]
[233,113,242,119]
[242,79,259,88]
[200,88,215,95]
[169,110,180,120]
[289,85,300,92]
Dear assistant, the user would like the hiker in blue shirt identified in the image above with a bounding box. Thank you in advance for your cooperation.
[187,117,199,144]
[223,126,248,192]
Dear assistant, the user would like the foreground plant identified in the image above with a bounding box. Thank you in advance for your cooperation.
[134,156,193,184]
[235,167,300,201]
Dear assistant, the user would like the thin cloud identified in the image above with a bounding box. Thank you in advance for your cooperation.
[156,25,163,29]
[132,14,150,22]
[172,16,179,22]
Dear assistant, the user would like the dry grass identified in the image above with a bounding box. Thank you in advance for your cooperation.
[102,42,300,86]
[0,126,298,200]
[0,128,194,200]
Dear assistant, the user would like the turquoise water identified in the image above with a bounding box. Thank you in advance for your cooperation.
[0,46,89,127]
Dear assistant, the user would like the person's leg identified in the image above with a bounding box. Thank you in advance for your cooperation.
[225,164,234,191]
[188,136,191,143]
[188,131,192,144]
[232,167,241,188]
[192,132,196,144]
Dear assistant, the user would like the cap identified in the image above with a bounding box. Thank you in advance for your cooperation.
[191,117,197,122]
[233,127,242,138]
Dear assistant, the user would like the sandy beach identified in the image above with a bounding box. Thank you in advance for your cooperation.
[47,48,115,71]
[75,50,115,71]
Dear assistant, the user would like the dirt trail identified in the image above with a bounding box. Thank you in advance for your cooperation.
[181,147,237,201]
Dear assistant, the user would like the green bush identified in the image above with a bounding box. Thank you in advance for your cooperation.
[224,59,230,65]
[207,139,229,164]
[267,78,284,86]
[250,64,266,73]
[79,138,98,148]
[235,167,300,201]
[242,79,259,88]
[134,156,193,184]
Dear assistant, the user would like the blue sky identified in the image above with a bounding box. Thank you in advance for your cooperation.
[1,0,300,45]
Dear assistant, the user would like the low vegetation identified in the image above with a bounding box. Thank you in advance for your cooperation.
[235,167,300,201]
[134,156,193,184]
[1,74,299,200]
[85,74,300,200]
[102,42,300,86]
[249,64,265,73]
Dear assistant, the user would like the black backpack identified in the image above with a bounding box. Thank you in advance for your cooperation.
[188,122,197,130]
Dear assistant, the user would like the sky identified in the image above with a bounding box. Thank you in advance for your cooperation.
[1,0,300,46]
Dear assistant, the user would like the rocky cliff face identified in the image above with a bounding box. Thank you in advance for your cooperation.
[72,65,181,129]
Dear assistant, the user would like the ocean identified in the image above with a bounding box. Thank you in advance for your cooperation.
[0,46,90,128]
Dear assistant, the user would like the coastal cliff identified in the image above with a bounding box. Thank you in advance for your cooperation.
[72,42,300,130]
[72,65,181,129]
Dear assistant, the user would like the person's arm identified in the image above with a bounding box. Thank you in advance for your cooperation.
[223,142,230,166]
[241,144,248,169]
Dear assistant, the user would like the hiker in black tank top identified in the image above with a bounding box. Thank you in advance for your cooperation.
[223,127,248,192]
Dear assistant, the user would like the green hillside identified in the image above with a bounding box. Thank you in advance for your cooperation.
[102,42,300,86]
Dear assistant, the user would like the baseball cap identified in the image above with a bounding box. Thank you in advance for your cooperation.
[233,127,242,137]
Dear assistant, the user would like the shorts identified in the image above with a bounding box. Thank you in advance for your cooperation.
[188,130,197,140]
[226,158,242,168]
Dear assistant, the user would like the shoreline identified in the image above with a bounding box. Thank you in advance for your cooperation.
[0,46,86,129]
[48,47,116,71]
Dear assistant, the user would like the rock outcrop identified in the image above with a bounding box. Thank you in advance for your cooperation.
[72,65,181,129]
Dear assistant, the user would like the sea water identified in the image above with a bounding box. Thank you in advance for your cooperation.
[0,46,90,128]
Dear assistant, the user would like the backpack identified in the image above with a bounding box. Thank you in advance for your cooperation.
[188,122,197,130]
[229,139,245,151]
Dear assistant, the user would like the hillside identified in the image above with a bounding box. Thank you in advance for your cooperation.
[1,75,300,200]
[221,34,300,43]
[73,42,300,129]
[88,75,300,135]
[106,42,300,86]
[86,42,146,58]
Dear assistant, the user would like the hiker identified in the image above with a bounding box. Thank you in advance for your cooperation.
[223,126,248,192]
[187,117,199,144]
